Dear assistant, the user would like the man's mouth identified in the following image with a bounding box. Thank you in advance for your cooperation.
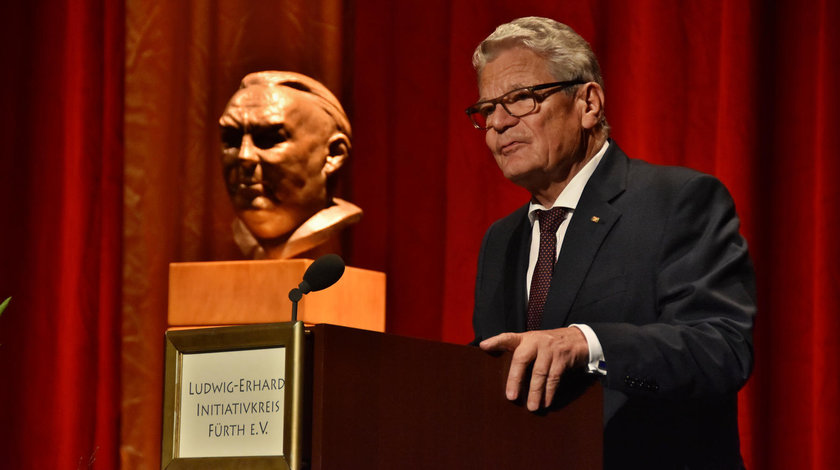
[499,140,524,155]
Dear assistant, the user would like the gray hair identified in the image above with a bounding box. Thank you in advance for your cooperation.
[472,17,608,135]
[472,17,604,87]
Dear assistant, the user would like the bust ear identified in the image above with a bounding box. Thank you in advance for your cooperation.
[324,133,350,175]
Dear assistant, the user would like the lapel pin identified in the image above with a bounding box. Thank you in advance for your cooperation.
[591,216,600,223]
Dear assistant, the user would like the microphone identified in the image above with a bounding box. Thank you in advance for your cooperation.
[299,253,345,294]
[289,254,345,322]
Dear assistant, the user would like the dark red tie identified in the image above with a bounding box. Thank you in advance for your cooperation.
[526,207,568,330]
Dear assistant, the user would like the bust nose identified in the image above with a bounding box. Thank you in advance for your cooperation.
[235,134,263,181]
[238,134,260,165]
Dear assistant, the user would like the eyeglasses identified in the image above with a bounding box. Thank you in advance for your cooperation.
[465,79,585,129]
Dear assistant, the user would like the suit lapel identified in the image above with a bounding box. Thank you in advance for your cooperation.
[540,143,628,329]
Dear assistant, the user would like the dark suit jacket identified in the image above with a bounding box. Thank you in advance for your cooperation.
[472,142,755,469]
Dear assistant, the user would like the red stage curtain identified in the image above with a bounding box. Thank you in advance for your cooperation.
[1,1,838,469]
[0,0,124,469]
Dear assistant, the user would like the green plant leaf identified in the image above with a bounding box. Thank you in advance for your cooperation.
[0,296,10,316]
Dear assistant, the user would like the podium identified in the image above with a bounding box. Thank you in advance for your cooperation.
[309,324,602,469]
[162,323,603,469]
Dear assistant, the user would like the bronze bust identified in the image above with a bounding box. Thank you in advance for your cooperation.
[219,71,361,259]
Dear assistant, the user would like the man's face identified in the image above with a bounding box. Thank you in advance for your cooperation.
[219,86,336,241]
[478,47,585,191]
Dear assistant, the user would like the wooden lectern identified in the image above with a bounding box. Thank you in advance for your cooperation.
[307,324,603,469]
[162,323,602,469]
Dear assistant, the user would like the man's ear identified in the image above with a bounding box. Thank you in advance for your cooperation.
[324,133,351,175]
[579,82,605,130]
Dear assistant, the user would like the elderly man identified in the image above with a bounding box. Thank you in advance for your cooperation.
[468,17,755,468]
[219,71,361,259]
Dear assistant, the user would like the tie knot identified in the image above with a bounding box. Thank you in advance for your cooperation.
[537,207,567,234]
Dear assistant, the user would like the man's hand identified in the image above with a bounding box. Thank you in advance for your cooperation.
[480,327,589,411]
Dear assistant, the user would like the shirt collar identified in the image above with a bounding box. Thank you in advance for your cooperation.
[528,140,610,225]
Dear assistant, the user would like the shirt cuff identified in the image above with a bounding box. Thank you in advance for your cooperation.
[569,324,607,375]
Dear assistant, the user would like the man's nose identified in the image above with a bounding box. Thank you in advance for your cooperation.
[487,106,519,131]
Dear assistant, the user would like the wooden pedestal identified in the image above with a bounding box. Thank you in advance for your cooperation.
[168,260,386,331]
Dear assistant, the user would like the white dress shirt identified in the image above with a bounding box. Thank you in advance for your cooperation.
[525,141,609,375]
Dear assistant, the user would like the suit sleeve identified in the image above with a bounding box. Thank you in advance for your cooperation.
[589,174,755,400]
[471,224,494,347]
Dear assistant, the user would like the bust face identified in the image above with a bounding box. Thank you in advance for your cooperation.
[219,85,337,241]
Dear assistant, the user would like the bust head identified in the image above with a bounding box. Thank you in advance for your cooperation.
[219,71,354,256]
